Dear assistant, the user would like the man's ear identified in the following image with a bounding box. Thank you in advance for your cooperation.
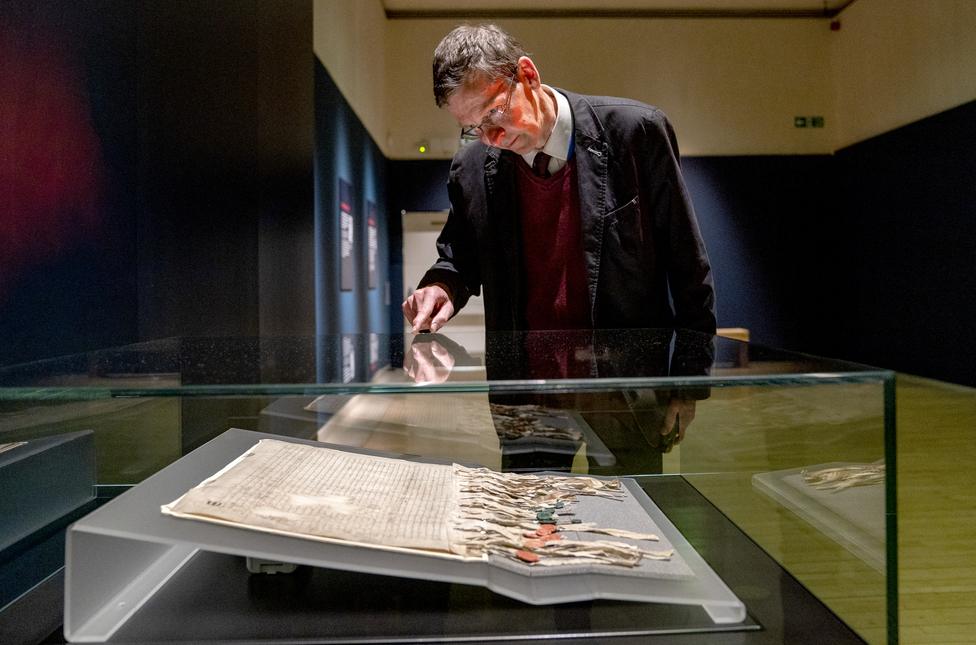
[517,56,541,88]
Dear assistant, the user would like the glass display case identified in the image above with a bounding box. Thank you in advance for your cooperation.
[0,329,896,643]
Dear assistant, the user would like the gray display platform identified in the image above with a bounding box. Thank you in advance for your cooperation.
[1,430,95,553]
[65,429,745,642]
[753,462,885,572]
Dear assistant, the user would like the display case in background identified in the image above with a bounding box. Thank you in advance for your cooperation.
[0,330,895,644]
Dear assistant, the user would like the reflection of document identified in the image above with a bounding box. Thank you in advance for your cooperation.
[163,439,457,551]
[341,336,356,383]
[489,404,615,466]
[317,393,502,470]
[302,395,354,414]
[491,403,584,441]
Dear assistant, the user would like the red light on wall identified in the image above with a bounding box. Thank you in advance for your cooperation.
[0,23,104,302]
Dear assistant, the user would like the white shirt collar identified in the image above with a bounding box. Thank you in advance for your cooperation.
[522,86,573,170]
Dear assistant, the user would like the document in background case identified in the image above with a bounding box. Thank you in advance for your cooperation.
[0,441,27,455]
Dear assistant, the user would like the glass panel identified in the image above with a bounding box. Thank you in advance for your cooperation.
[678,380,890,643]
[0,330,888,398]
[0,330,893,641]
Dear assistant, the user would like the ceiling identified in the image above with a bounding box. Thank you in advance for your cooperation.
[383,0,857,19]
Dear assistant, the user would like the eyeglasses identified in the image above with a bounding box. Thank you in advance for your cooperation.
[459,73,518,144]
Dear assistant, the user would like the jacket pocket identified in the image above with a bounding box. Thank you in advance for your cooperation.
[605,194,644,258]
[606,194,640,225]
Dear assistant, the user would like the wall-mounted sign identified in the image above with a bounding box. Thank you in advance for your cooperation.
[367,201,378,290]
[339,178,354,291]
[369,332,379,375]
[342,334,355,383]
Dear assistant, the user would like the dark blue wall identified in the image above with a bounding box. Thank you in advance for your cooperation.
[828,101,976,386]
[314,60,390,339]
[314,60,392,380]
[682,155,834,351]
[388,160,453,213]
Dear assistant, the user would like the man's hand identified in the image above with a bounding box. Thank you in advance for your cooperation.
[402,284,454,333]
[404,338,456,384]
[662,398,697,448]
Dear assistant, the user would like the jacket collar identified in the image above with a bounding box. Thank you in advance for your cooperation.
[556,87,605,151]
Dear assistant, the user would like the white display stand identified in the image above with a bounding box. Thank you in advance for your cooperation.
[65,429,744,642]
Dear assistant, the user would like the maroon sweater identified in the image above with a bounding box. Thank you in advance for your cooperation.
[515,157,589,331]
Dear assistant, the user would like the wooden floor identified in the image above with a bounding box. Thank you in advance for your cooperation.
[677,374,976,644]
[894,375,976,644]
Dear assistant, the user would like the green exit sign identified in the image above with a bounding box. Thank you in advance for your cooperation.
[795,116,826,128]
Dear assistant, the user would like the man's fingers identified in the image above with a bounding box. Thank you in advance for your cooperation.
[402,291,429,331]
[405,344,431,382]
[403,285,452,333]
[411,297,436,333]
[429,300,454,332]
[662,402,679,436]
[429,341,450,363]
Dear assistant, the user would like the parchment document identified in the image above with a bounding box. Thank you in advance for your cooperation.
[162,439,456,551]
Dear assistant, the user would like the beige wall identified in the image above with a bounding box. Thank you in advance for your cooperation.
[830,0,976,150]
[313,0,388,150]
[386,18,834,158]
[314,1,976,160]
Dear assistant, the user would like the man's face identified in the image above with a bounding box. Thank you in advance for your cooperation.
[446,63,551,154]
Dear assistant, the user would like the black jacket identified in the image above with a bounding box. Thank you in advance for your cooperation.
[419,88,716,335]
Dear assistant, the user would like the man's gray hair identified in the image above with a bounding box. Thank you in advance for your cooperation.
[432,24,526,108]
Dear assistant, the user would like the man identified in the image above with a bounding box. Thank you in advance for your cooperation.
[403,24,715,338]
[402,24,715,445]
